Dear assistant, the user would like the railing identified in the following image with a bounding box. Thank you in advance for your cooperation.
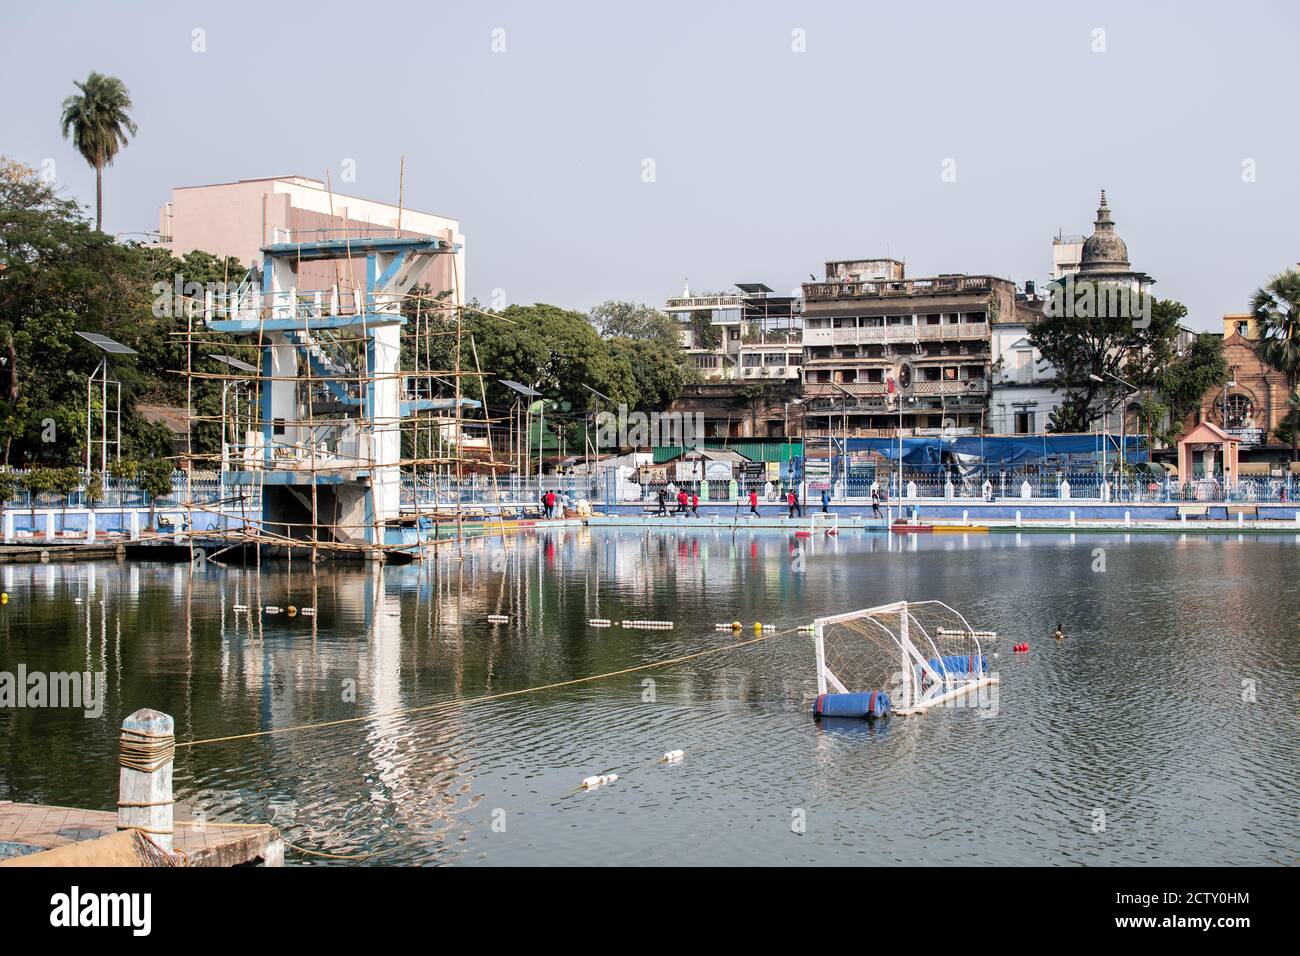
[3,468,1295,517]
[803,322,987,346]
[804,276,996,301]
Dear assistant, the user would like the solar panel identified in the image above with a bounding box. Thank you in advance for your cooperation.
[75,331,137,355]
[210,354,259,374]
[499,379,541,398]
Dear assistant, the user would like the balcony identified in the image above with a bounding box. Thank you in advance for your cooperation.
[802,322,987,347]
[802,378,987,398]
[803,275,995,301]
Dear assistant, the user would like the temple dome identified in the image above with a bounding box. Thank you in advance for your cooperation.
[1078,190,1130,273]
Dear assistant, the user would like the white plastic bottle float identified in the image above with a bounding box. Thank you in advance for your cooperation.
[620,620,674,630]
[486,614,509,624]
[588,618,613,628]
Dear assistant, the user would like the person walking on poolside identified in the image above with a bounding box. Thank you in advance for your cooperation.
[545,489,557,519]
[788,488,802,519]
[691,491,699,517]
[871,485,883,519]
[821,487,831,513]
[656,487,668,516]
[749,488,759,516]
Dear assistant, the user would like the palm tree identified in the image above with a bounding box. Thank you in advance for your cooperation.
[1251,269,1300,462]
[59,72,137,231]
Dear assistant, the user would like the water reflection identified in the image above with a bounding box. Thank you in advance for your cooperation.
[0,527,1296,865]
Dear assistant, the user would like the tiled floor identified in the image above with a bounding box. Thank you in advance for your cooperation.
[0,800,277,861]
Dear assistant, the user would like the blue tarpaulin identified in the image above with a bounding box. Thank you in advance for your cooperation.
[842,434,1145,465]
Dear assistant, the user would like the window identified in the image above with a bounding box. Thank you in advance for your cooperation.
[839,369,857,383]
[273,418,286,436]
[1015,411,1034,434]
[729,330,740,341]
[742,354,762,367]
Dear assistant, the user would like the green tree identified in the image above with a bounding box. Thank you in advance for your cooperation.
[606,337,688,411]
[59,72,137,232]
[0,158,181,467]
[1251,269,1300,461]
[1155,332,1228,439]
[1032,292,1186,432]
[113,457,173,529]
[588,300,681,350]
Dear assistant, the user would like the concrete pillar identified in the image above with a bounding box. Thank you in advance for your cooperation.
[86,511,96,543]
[1015,510,1022,528]
[1125,511,1131,528]
[130,511,141,541]
[44,511,55,540]
[1070,510,1076,527]
[117,708,174,853]
[2,510,11,544]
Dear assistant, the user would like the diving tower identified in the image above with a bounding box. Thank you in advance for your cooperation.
[203,232,474,557]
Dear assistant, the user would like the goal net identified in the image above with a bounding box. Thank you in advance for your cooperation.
[809,512,839,535]
[813,600,994,712]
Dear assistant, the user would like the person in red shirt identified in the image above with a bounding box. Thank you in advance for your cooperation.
[788,489,802,519]
[676,489,688,514]
[545,490,556,518]
[691,492,699,517]
[748,489,759,516]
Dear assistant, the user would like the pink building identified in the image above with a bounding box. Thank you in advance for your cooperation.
[154,175,464,301]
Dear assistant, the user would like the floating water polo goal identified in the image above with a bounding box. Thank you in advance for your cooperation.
[812,600,998,717]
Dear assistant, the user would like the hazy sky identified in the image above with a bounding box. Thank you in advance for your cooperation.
[4,1,1298,329]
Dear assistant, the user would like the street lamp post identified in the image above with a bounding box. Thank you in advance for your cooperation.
[1090,371,1139,500]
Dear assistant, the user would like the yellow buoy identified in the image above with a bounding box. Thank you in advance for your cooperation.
[287,606,298,617]
[731,621,742,630]
[754,622,763,632]
[1,592,8,604]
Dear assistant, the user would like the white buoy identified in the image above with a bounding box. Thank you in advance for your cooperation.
[233,604,248,611]
[582,773,619,790]
[300,608,315,616]
[486,614,509,623]
[264,606,282,614]
[660,749,685,763]
[588,618,612,627]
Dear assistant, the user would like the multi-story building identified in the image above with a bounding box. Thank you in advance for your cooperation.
[988,284,1058,434]
[800,259,1008,436]
[664,282,803,384]
[153,175,465,303]
[662,282,804,440]
[1050,233,1085,280]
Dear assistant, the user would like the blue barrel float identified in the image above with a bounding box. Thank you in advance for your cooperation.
[812,691,891,720]
[926,655,987,676]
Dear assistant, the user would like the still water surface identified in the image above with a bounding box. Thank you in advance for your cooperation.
[0,528,1296,865]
